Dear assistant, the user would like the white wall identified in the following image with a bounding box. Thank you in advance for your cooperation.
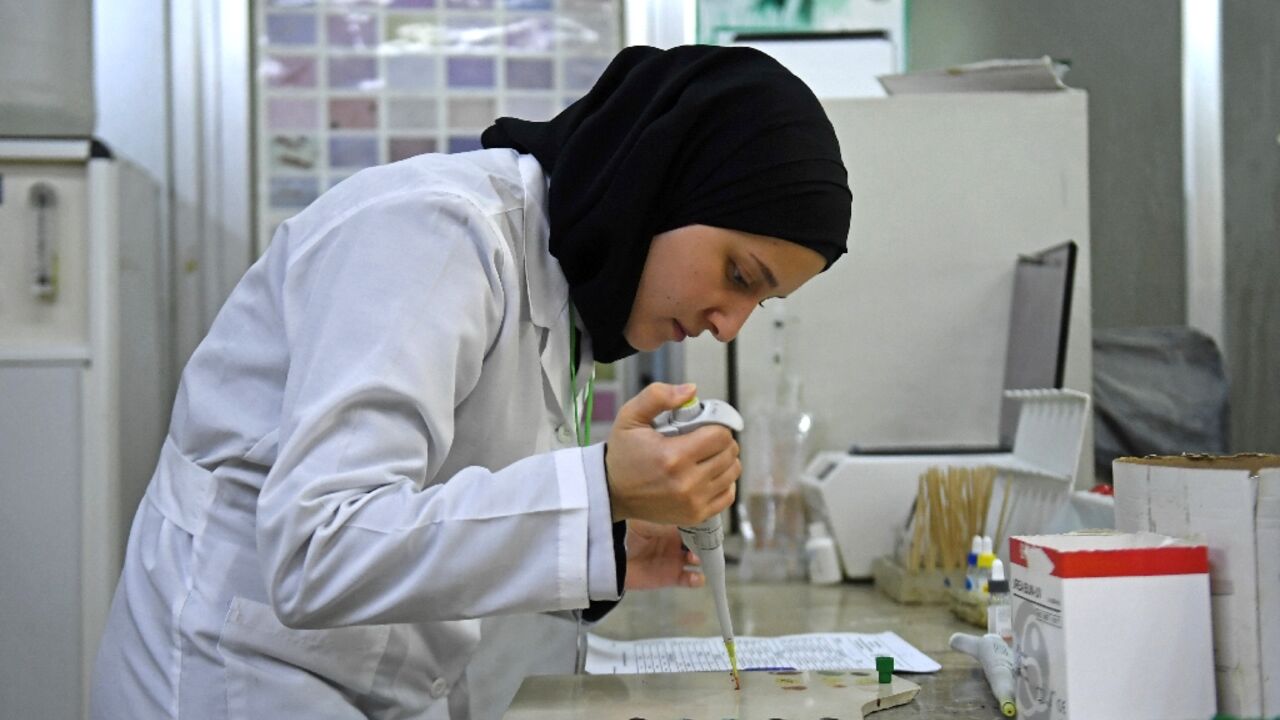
[94,0,169,181]
[94,0,253,374]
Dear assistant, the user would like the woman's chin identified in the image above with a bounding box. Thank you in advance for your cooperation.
[623,332,663,353]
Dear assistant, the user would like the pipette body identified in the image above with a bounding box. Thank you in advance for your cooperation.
[653,397,744,689]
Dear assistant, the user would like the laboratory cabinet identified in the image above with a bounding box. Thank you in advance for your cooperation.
[0,138,167,719]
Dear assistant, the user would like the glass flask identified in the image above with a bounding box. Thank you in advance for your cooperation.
[737,302,811,582]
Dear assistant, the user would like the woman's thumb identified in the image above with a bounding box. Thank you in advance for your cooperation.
[621,382,698,426]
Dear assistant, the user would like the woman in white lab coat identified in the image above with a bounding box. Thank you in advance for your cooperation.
[90,45,851,719]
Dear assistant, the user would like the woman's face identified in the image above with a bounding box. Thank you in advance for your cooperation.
[623,224,827,352]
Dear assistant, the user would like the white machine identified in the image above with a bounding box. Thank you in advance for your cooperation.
[801,389,1092,579]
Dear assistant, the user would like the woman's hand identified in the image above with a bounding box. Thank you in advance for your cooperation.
[623,519,704,590]
[604,383,740,525]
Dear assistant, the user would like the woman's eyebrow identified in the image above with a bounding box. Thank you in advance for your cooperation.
[749,252,778,289]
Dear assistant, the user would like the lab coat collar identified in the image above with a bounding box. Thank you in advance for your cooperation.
[517,154,567,332]
[517,154,595,428]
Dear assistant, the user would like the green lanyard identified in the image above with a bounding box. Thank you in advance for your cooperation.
[568,305,595,447]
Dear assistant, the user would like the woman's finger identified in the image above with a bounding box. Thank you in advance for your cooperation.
[682,570,706,588]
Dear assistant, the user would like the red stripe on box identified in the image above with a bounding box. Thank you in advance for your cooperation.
[1010,537,1028,567]
[1009,538,1209,578]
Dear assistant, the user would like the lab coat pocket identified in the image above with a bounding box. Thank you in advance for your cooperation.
[217,596,391,718]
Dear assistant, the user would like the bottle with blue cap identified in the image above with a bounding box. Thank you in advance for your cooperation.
[964,535,983,595]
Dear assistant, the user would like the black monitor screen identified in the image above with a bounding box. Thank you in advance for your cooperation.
[998,240,1077,446]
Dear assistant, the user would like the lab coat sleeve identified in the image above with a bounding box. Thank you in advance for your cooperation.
[583,442,622,603]
[258,189,607,628]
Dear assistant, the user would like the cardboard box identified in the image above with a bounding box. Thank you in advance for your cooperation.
[1113,454,1280,718]
[1009,532,1215,720]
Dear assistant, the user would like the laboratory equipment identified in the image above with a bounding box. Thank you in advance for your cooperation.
[950,633,1016,718]
[986,559,1011,645]
[652,397,743,689]
[964,535,983,593]
[804,521,842,585]
[802,388,1092,581]
[737,301,810,582]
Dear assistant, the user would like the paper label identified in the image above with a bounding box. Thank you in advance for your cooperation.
[1014,573,1066,720]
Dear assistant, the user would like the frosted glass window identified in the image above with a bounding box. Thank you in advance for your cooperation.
[504,16,555,52]
[386,15,443,50]
[506,58,553,89]
[329,136,380,168]
[447,0,495,10]
[387,98,439,130]
[328,57,380,89]
[270,176,320,208]
[268,97,319,129]
[505,0,552,10]
[386,55,438,90]
[270,135,319,170]
[503,95,555,121]
[447,57,496,87]
[327,13,380,48]
[328,98,379,129]
[255,0,622,250]
[445,16,502,52]
[563,56,607,90]
[448,135,484,153]
[447,97,497,127]
[389,137,439,161]
[264,55,317,87]
[266,13,318,45]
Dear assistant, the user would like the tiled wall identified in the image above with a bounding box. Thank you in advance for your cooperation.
[255,0,621,246]
[255,0,625,421]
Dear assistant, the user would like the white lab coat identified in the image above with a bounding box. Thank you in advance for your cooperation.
[90,149,621,720]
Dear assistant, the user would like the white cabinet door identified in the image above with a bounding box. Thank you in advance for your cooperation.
[0,362,85,720]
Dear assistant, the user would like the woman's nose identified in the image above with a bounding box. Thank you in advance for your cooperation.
[709,300,755,342]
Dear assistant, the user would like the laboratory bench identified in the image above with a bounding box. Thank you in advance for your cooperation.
[583,576,1006,719]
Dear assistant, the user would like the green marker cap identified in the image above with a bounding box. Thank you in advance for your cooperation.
[876,656,893,683]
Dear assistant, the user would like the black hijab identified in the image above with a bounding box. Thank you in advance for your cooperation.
[481,45,852,362]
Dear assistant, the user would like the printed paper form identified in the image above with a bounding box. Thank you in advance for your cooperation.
[585,631,941,675]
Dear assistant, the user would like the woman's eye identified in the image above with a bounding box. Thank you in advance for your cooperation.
[731,265,750,289]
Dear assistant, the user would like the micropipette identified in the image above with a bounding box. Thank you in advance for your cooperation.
[652,396,744,690]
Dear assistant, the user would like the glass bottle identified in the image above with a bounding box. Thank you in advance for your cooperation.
[737,301,810,582]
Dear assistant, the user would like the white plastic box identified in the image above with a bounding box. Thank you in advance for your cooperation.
[1009,532,1215,720]
[1113,454,1280,718]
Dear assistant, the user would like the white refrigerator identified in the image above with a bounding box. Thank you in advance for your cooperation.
[0,137,168,719]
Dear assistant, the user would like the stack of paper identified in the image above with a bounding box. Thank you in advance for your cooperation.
[878,56,1071,94]
[585,631,941,675]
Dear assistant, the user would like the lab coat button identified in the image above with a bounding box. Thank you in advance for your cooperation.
[429,677,450,698]
[555,425,574,444]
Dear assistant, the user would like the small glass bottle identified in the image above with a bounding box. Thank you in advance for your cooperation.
[976,535,995,597]
[987,558,1012,645]
[964,535,982,594]
[805,522,842,585]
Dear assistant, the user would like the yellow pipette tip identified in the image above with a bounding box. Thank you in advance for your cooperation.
[1001,700,1016,717]
[725,638,741,690]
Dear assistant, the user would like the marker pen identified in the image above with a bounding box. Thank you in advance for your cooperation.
[950,632,1016,717]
